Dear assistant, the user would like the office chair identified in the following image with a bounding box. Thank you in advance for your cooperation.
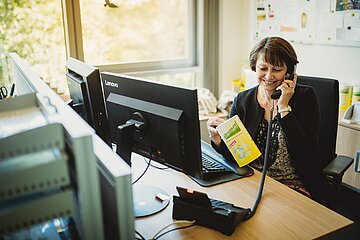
[297,75,353,209]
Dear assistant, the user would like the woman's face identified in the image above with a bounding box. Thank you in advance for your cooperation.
[255,55,288,93]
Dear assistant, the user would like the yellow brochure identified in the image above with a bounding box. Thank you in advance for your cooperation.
[216,115,261,167]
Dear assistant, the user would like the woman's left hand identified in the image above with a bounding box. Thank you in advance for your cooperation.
[277,74,297,109]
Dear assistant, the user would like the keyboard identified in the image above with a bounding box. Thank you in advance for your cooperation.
[200,141,254,181]
[201,154,227,174]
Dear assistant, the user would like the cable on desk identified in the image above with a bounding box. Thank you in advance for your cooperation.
[151,220,195,240]
[132,157,152,185]
[143,158,169,170]
[135,230,146,240]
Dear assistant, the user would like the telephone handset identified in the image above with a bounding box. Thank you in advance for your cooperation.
[271,65,297,100]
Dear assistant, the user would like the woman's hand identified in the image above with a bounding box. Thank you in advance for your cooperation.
[277,73,297,110]
[206,116,225,146]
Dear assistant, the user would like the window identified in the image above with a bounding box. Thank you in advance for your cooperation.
[134,71,201,88]
[0,1,67,94]
[1,0,214,94]
[67,0,200,88]
[81,0,192,64]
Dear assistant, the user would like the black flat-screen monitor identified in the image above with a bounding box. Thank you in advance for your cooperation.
[101,72,204,218]
[101,72,254,217]
[101,72,202,179]
[66,58,111,146]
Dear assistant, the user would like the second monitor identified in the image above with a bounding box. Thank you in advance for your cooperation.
[101,72,253,187]
[66,58,111,146]
[102,72,201,177]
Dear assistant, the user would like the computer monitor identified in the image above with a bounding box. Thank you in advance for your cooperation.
[101,72,254,217]
[101,72,202,179]
[93,134,134,240]
[101,72,206,218]
[8,53,134,240]
[66,58,111,146]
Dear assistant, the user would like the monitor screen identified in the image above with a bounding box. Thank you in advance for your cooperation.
[9,53,37,95]
[8,53,124,240]
[66,58,111,146]
[101,72,202,180]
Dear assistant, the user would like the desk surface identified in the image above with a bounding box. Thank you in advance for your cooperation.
[339,120,360,131]
[133,154,353,240]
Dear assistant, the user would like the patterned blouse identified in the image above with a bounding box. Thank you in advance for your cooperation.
[250,116,310,196]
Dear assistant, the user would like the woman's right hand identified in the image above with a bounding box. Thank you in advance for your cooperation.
[206,116,225,146]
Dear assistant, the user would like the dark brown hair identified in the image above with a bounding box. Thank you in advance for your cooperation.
[249,37,299,74]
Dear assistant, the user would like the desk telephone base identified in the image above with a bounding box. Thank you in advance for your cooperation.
[172,186,250,236]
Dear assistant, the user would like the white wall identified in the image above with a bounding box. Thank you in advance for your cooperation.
[219,0,252,94]
[294,44,360,84]
[219,0,360,96]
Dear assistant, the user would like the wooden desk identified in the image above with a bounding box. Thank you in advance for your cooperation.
[133,154,353,240]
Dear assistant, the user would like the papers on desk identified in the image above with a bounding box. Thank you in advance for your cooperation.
[343,102,360,124]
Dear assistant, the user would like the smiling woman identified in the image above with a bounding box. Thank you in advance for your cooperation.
[207,36,334,208]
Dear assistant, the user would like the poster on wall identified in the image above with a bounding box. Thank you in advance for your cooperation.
[255,0,360,47]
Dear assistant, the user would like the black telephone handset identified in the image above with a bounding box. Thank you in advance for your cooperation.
[271,65,297,99]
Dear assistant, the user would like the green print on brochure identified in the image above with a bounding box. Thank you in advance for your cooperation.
[223,122,241,140]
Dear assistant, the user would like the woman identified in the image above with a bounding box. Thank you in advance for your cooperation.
[207,36,331,206]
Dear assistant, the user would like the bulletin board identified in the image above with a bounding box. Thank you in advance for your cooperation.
[255,0,360,47]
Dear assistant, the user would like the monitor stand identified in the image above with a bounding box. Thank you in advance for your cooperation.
[116,117,170,218]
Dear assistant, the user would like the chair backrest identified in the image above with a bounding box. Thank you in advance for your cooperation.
[297,75,339,168]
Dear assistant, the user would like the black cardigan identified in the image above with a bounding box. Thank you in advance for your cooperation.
[214,84,331,203]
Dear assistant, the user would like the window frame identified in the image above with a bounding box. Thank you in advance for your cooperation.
[63,0,198,70]
[62,0,218,94]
